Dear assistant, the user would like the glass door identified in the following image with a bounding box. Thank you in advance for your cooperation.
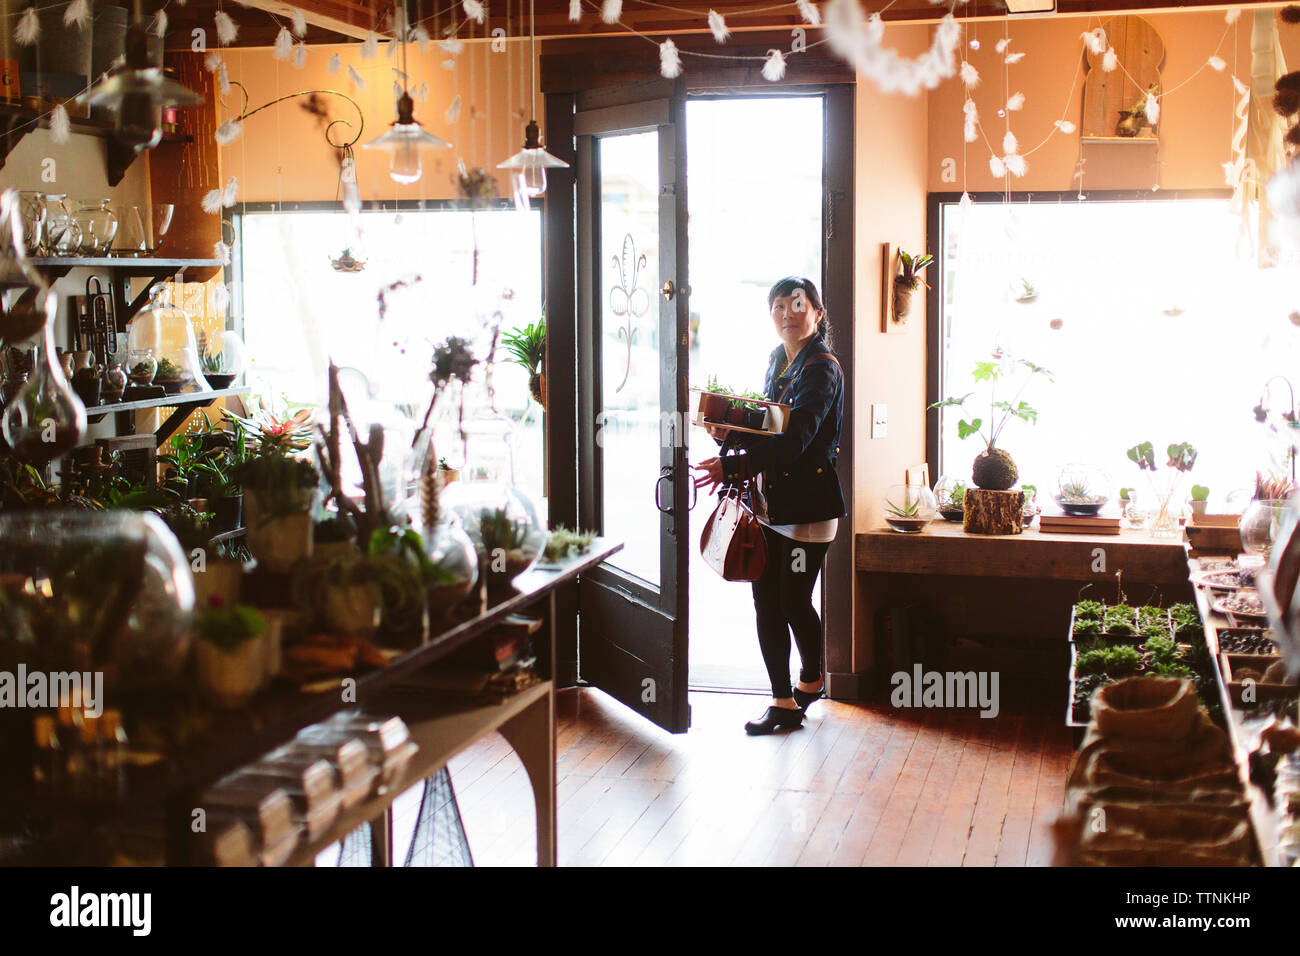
[575,83,691,733]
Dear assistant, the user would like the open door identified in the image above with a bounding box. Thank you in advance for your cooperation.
[574,79,692,733]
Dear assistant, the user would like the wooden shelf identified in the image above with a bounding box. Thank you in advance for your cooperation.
[85,386,249,444]
[281,681,553,867]
[0,104,192,186]
[30,256,223,278]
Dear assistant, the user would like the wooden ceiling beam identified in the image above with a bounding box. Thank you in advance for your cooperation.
[234,0,378,40]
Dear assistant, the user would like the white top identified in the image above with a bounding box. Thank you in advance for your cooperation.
[760,516,839,543]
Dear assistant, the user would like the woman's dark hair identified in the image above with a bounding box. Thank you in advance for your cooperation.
[768,276,832,349]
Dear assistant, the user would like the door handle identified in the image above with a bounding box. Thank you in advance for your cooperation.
[654,465,674,516]
[661,280,675,301]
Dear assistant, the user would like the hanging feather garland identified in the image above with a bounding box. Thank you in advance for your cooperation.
[361,31,379,58]
[963,99,978,142]
[797,0,821,26]
[393,81,402,102]
[412,82,428,101]
[214,11,238,45]
[214,242,232,267]
[1081,29,1106,56]
[822,0,960,95]
[293,42,307,69]
[215,119,243,144]
[50,104,70,144]
[348,65,366,88]
[222,177,239,206]
[1003,153,1027,177]
[960,62,979,88]
[1144,94,1160,125]
[762,49,786,82]
[440,37,464,54]
[659,38,683,78]
[15,8,38,46]
[708,10,730,43]
[1004,52,1024,64]
[291,8,307,37]
[1102,48,1118,72]
[413,26,431,51]
[569,0,582,21]
[1006,91,1024,111]
[1208,55,1226,72]
[1002,130,1018,155]
[205,52,222,71]
[328,52,342,74]
[989,155,1006,178]
[463,0,485,23]
[273,27,293,60]
[202,189,223,214]
[601,0,622,24]
[63,0,89,29]
[995,37,1010,54]
[1053,119,1076,134]
[441,59,456,70]
[153,8,168,37]
[218,61,231,94]
[1225,7,1241,23]
[446,94,462,122]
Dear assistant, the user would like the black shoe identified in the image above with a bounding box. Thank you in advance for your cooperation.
[744,706,805,736]
[792,682,825,712]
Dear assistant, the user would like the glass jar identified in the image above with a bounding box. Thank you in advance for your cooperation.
[1241,499,1290,558]
[42,195,81,257]
[1,294,86,465]
[933,475,968,523]
[441,479,546,593]
[126,285,204,394]
[74,199,118,255]
[881,484,937,533]
[199,329,247,388]
[127,348,156,385]
[0,511,194,689]
[1055,462,1112,515]
[17,190,45,255]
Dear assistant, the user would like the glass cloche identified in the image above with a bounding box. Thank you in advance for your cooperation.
[198,329,247,389]
[933,475,969,523]
[1055,463,1112,515]
[0,511,194,690]
[126,285,206,394]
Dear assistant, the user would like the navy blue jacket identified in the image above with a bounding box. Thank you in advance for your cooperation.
[717,330,846,525]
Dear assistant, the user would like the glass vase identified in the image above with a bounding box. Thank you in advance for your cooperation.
[1146,472,1185,539]
[1,304,86,465]
[1241,499,1289,558]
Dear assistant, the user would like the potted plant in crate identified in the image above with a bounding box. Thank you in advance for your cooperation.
[192,598,269,708]
[698,375,733,424]
[929,351,1054,490]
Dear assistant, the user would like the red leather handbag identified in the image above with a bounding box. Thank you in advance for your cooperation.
[699,483,767,582]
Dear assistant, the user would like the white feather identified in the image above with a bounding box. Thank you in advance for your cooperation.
[821,2,959,96]
[214,119,243,145]
[214,11,237,45]
[214,241,231,266]
[413,26,431,51]
[211,284,230,316]
[202,189,223,214]
[1054,119,1076,134]
[1002,130,1018,155]
[442,59,456,70]
[385,38,396,59]
[1004,52,1024,64]
[348,65,366,88]
[1144,94,1160,125]
[152,8,167,37]
[463,0,485,23]
[995,37,1010,54]
[1081,28,1106,55]
[328,53,342,75]
[989,155,1006,178]
[63,0,89,28]
[15,8,38,46]
[963,100,978,142]
[412,83,428,102]
[293,42,307,69]
[393,81,403,102]
[960,61,979,88]
[205,52,222,71]
[1225,7,1240,23]
[273,27,293,60]
[1102,48,1117,72]
[762,49,786,81]
[601,0,622,23]
[222,176,239,206]
[361,31,379,58]
[445,94,461,122]
[864,11,883,43]
[440,38,463,54]
[708,10,730,43]
[1003,153,1027,177]
[291,8,307,37]
[218,62,231,94]
[796,0,821,25]
[1006,91,1024,111]
[50,104,70,144]
[569,0,582,21]
[659,39,682,78]
[1208,55,1226,72]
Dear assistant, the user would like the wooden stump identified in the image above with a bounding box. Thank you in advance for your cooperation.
[963,488,1025,535]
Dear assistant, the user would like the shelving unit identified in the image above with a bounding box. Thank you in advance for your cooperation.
[29,256,225,327]
[84,385,250,444]
[0,105,192,187]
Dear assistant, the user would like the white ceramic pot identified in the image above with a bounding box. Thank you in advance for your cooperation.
[244,487,313,573]
[194,635,266,708]
[1189,499,1208,517]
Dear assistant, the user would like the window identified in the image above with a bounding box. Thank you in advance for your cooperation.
[933,194,1300,508]
[235,202,546,507]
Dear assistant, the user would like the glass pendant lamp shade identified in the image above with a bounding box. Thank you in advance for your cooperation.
[363,93,452,185]
[498,120,569,199]
[76,24,203,152]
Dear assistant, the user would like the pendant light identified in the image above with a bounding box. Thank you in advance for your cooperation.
[497,0,568,198]
[362,2,451,185]
[76,9,204,152]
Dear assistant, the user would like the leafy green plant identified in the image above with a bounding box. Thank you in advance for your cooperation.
[1190,484,1210,502]
[502,316,546,376]
[929,355,1054,454]
[897,249,935,289]
[884,494,922,518]
[194,602,266,652]
[1021,483,1037,504]
[1072,618,1102,639]
[154,356,185,380]
[223,403,314,458]
[1127,441,1197,472]
[543,525,596,563]
[1075,644,1141,677]
[1074,599,1105,620]
[1118,487,1134,500]
[1102,605,1136,636]
[1014,278,1037,301]
[479,507,530,551]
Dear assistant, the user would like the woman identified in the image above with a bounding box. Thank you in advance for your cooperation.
[692,277,845,735]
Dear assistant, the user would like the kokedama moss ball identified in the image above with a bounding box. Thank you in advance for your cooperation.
[972,447,1019,490]
[1288,125,1300,148]
[1278,72,1300,94]
[1275,87,1300,118]
[1282,5,1300,24]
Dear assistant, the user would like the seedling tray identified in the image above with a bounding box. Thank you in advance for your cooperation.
[1221,653,1297,703]
[689,388,790,436]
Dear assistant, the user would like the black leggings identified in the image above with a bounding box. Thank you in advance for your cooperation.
[751,525,830,699]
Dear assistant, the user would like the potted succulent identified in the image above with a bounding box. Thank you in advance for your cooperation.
[201,350,237,390]
[934,477,968,522]
[737,392,768,430]
[1012,278,1038,303]
[192,598,269,708]
[881,484,937,533]
[438,456,460,485]
[291,552,382,636]
[476,505,544,593]
[892,249,934,320]
[1188,484,1210,517]
[698,375,732,423]
[502,315,546,408]
[930,352,1054,490]
[1054,464,1110,515]
[153,356,193,394]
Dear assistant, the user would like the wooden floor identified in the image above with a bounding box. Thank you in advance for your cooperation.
[443,687,1073,866]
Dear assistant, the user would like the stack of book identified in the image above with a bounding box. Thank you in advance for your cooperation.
[1038,512,1122,535]
[408,615,543,701]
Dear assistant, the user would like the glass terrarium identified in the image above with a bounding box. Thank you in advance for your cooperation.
[1055,463,1112,515]
[1241,499,1290,558]
[933,475,969,523]
[881,484,937,533]
[125,285,206,394]
[198,329,247,389]
[0,511,193,690]
[441,479,546,592]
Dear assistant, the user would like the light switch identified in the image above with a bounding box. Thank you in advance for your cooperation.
[870,403,887,439]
